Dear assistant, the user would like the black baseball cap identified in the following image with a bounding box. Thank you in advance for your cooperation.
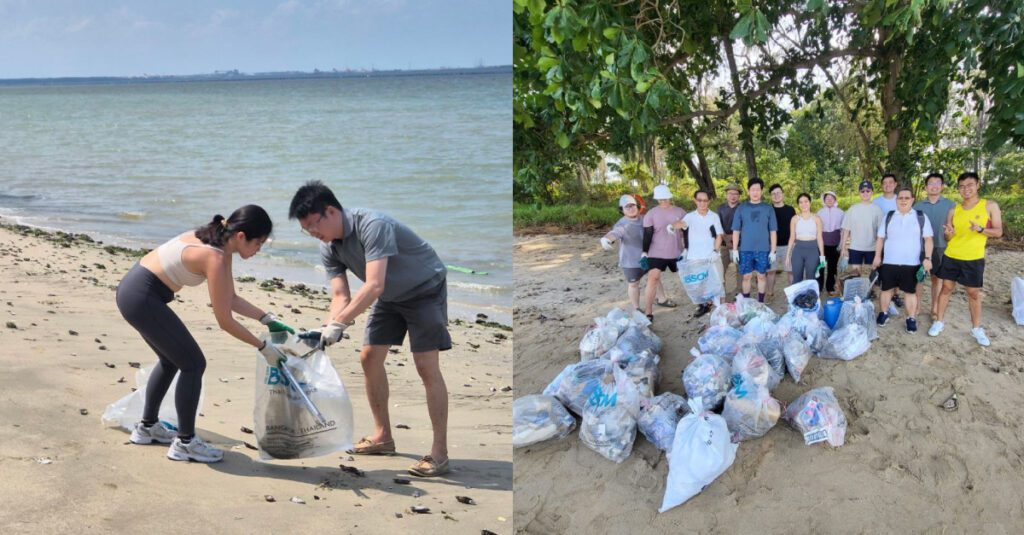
[858,180,873,191]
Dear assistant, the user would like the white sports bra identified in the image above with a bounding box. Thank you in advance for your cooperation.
[795,215,817,240]
[156,234,222,287]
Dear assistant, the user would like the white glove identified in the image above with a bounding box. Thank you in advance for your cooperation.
[258,340,286,366]
[319,321,348,349]
[730,249,739,263]
[600,237,613,251]
[666,223,676,234]
[769,251,777,265]
[681,248,688,261]
[819,255,827,265]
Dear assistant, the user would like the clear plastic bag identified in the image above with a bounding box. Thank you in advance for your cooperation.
[819,323,870,361]
[835,296,878,341]
[784,279,821,313]
[722,379,781,442]
[736,296,778,325]
[731,344,781,391]
[697,325,744,359]
[682,351,732,411]
[605,307,652,334]
[741,316,786,380]
[1012,277,1024,325]
[782,334,812,383]
[638,392,688,452]
[678,257,725,305]
[254,334,354,460]
[709,301,743,328]
[610,349,660,398]
[659,398,738,513]
[513,395,577,448]
[579,365,641,463]
[611,325,663,357]
[102,361,205,431]
[543,359,614,416]
[784,386,847,447]
[777,309,831,355]
[579,318,620,361]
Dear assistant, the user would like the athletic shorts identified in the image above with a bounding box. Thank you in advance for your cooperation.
[880,264,920,294]
[738,251,770,275]
[936,256,985,288]
[622,267,645,283]
[365,280,452,353]
[772,245,790,272]
[646,257,679,273]
[929,247,945,276]
[848,249,876,266]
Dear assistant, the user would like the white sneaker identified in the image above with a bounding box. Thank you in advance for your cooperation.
[130,422,177,445]
[971,327,991,347]
[167,436,223,463]
[928,321,944,337]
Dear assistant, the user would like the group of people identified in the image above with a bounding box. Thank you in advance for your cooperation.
[600,172,1002,346]
[116,181,452,477]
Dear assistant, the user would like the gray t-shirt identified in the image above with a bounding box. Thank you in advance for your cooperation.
[608,216,644,269]
[717,202,739,233]
[320,207,446,302]
[841,202,884,252]
[731,201,778,252]
[914,196,955,249]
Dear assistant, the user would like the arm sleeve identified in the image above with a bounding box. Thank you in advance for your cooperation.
[768,207,778,232]
[320,242,347,279]
[731,206,743,232]
[922,214,934,238]
[360,219,399,262]
[608,222,626,239]
[642,226,653,253]
[713,214,724,235]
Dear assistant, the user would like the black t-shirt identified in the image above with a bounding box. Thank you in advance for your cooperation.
[773,204,797,245]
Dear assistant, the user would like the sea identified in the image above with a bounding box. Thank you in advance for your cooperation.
[0,72,511,323]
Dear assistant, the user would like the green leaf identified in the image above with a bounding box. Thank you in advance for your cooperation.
[605,52,615,65]
[602,27,620,40]
[589,98,602,109]
[527,0,544,14]
[636,80,651,93]
[537,56,559,72]
[572,33,588,52]
[1018,62,1024,79]
[555,130,570,148]
[730,13,753,41]
[754,10,770,44]
[806,0,824,11]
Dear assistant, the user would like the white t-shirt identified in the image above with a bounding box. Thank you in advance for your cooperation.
[683,211,724,260]
[842,202,884,252]
[877,210,934,266]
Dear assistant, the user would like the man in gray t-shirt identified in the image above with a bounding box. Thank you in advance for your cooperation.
[913,172,956,319]
[290,181,451,478]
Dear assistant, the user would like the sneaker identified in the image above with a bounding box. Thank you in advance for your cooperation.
[906,317,918,333]
[877,312,888,326]
[928,320,944,337]
[971,327,991,347]
[694,303,712,318]
[167,436,223,463]
[130,421,177,445]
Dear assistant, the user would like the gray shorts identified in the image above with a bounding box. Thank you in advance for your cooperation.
[365,280,452,353]
[622,267,645,283]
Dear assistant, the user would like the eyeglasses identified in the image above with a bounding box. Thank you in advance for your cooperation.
[897,196,914,200]
[300,213,325,237]
[695,198,710,203]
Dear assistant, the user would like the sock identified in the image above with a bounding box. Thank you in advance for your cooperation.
[758,292,765,303]
[178,434,194,444]
[742,292,750,298]
[141,420,156,428]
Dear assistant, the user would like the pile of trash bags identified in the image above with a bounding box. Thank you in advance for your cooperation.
[515,284,868,512]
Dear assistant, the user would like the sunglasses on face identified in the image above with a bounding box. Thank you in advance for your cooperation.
[860,189,872,193]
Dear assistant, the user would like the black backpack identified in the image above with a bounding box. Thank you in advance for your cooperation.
[883,209,927,262]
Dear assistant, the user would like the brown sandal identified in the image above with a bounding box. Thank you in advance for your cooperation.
[348,436,396,455]
[408,455,450,477]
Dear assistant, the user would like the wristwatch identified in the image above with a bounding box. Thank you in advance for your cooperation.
[924,257,932,261]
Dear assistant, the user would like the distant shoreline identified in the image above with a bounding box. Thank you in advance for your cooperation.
[0,65,511,87]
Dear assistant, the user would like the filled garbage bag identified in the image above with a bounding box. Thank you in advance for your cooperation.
[543,359,614,416]
[579,318,620,361]
[610,349,660,398]
[659,398,738,513]
[784,386,847,447]
[784,279,821,313]
[782,334,812,383]
[254,335,354,460]
[736,296,778,325]
[731,344,781,392]
[605,307,652,334]
[709,301,743,328]
[819,323,870,361]
[834,296,878,341]
[513,395,577,448]
[741,316,786,380]
[777,309,831,355]
[1012,277,1024,325]
[638,392,688,452]
[611,324,663,357]
[682,351,732,411]
[677,257,725,305]
[102,361,205,432]
[697,325,743,359]
[579,365,642,463]
[722,378,781,442]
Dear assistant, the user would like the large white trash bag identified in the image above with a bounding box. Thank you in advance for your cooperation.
[579,365,641,463]
[1013,277,1024,325]
[513,395,576,448]
[254,335,354,460]
[677,257,724,305]
[659,398,738,513]
[102,361,205,432]
[784,386,847,447]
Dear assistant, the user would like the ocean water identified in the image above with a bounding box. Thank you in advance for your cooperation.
[0,73,511,323]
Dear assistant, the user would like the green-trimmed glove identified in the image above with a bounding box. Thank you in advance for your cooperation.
[639,254,650,271]
[260,312,295,334]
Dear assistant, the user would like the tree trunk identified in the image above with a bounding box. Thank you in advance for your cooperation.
[878,30,906,178]
[724,38,758,182]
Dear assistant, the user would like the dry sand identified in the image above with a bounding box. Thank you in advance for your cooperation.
[514,232,1024,534]
[0,221,512,535]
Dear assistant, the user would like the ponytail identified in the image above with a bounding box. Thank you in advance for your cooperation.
[194,205,273,247]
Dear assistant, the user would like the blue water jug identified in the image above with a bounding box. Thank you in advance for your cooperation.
[823,297,843,329]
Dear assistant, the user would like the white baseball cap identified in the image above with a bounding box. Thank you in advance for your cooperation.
[618,194,638,207]
[653,184,672,200]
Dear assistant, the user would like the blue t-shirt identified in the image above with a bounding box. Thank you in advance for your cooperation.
[731,201,778,252]
[873,195,897,216]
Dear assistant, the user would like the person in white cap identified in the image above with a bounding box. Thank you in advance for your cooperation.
[816,190,844,295]
[640,184,685,321]
[668,189,724,317]
[601,194,669,311]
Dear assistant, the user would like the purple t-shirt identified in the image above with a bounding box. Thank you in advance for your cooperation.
[643,205,686,259]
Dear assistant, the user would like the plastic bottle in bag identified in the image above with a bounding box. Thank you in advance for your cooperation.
[513,395,577,448]
[731,344,781,392]
[579,318,620,361]
[782,334,811,383]
[543,359,614,416]
[722,378,781,442]
[709,301,743,328]
[610,349,660,398]
[784,386,847,447]
[605,307,652,334]
[819,323,870,361]
[659,398,738,513]
[834,296,878,341]
[638,392,688,452]
[682,351,732,411]
[697,325,743,359]
[611,325,663,357]
[578,365,641,463]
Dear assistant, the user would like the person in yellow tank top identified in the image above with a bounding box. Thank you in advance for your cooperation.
[929,172,1003,346]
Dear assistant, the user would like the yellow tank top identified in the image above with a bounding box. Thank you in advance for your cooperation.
[945,200,988,261]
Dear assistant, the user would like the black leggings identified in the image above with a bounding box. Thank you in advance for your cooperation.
[115,263,205,436]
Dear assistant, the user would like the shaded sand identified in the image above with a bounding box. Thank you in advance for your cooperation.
[514,233,1024,534]
[0,222,512,535]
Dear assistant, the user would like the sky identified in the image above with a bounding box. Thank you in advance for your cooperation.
[0,0,510,78]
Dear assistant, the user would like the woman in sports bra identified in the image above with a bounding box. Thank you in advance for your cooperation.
[115,205,293,463]
[785,193,826,284]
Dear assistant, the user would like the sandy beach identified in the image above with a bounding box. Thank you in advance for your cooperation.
[514,232,1024,534]
[0,221,513,535]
